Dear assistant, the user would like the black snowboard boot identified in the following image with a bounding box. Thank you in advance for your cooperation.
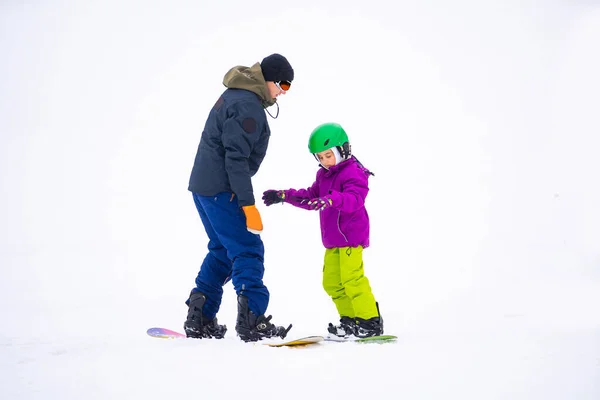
[355,302,384,338]
[327,316,357,337]
[235,295,292,342]
[184,291,227,339]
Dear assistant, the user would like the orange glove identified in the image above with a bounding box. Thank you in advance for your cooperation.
[242,205,263,235]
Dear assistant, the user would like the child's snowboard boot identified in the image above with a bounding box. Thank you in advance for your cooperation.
[327,316,357,337]
[355,302,384,338]
[184,290,227,339]
[235,295,291,342]
[355,317,383,337]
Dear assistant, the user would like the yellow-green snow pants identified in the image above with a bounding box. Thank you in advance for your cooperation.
[322,246,378,320]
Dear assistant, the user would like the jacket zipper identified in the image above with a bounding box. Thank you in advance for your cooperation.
[337,211,348,242]
[327,171,347,242]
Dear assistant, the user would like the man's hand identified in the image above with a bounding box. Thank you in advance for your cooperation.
[242,205,263,234]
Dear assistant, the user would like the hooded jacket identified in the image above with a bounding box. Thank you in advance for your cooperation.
[284,157,371,249]
[188,63,274,206]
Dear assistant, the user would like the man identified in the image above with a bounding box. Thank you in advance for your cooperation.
[185,54,294,342]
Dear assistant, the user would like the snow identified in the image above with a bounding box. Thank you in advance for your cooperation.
[1,1,600,399]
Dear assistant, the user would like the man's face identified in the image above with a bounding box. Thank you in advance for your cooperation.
[266,81,287,100]
[317,149,336,169]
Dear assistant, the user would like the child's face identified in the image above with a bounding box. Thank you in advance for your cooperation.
[317,149,336,168]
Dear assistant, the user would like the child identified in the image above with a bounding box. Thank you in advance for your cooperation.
[262,122,383,338]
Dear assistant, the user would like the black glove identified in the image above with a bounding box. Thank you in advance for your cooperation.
[262,190,285,206]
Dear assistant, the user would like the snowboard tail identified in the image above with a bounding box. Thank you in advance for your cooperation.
[147,327,186,339]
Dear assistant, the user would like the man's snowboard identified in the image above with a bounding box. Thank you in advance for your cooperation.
[147,327,323,347]
[324,334,397,343]
[264,336,323,347]
[147,327,187,339]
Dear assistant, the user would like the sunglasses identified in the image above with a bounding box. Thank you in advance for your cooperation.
[275,80,292,91]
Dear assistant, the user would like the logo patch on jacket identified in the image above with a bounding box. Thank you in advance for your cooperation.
[213,96,224,110]
[242,118,256,133]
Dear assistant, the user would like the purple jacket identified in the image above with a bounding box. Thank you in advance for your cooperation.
[284,157,371,249]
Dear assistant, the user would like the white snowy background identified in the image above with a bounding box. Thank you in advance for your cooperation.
[1,0,599,399]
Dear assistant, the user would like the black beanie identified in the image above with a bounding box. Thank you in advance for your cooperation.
[261,53,294,82]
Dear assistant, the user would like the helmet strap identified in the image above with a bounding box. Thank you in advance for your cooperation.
[337,142,351,160]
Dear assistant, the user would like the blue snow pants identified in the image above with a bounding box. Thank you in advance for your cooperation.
[191,192,269,318]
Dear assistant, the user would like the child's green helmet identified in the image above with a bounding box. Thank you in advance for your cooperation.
[308,122,351,159]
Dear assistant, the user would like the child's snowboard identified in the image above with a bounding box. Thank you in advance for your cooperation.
[324,334,397,343]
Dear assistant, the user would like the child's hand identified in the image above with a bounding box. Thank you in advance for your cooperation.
[308,197,333,211]
[262,190,285,206]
